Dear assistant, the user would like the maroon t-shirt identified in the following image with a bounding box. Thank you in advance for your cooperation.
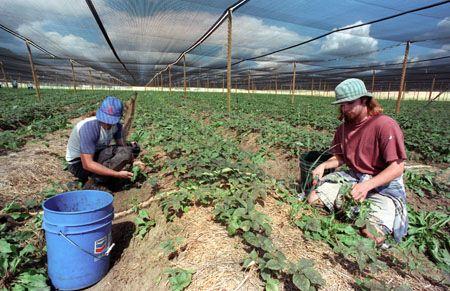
[331,114,407,175]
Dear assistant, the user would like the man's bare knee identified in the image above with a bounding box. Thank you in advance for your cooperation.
[307,190,320,204]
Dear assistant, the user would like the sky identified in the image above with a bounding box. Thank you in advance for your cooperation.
[0,0,449,84]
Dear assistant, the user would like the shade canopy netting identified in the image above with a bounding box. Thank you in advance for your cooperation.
[0,0,449,90]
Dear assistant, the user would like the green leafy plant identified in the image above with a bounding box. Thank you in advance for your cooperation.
[402,209,450,271]
[134,210,156,239]
[160,237,185,259]
[0,205,48,290]
[164,268,195,291]
[404,169,435,197]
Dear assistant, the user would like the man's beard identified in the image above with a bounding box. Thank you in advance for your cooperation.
[343,111,356,122]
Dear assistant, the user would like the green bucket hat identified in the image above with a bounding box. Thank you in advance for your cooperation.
[332,78,372,104]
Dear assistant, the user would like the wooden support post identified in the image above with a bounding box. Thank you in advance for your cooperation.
[226,10,232,113]
[25,41,41,100]
[0,61,8,87]
[387,82,391,100]
[371,69,375,92]
[428,75,436,101]
[275,73,278,95]
[122,92,137,140]
[247,72,250,94]
[70,60,77,92]
[169,66,172,94]
[395,41,410,113]
[318,79,322,96]
[89,69,93,90]
[291,62,296,104]
[183,55,187,98]
[402,81,407,100]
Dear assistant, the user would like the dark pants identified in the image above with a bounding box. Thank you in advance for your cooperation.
[68,145,134,184]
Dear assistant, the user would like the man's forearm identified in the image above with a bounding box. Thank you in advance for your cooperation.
[83,160,119,178]
[321,155,343,170]
[366,160,404,190]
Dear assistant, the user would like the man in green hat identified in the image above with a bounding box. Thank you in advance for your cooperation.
[307,78,408,244]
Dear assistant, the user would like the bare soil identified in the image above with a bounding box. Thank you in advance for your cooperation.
[91,205,263,291]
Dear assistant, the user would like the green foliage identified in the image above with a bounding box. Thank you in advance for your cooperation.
[134,210,156,239]
[404,169,435,197]
[356,277,412,291]
[401,209,450,271]
[132,93,325,289]
[131,165,148,183]
[0,88,130,153]
[159,237,185,256]
[164,268,195,291]
[0,204,48,290]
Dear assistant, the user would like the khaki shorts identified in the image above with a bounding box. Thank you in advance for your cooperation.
[316,182,395,234]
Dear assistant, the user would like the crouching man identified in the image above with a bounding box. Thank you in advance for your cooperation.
[307,78,408,244]
[65,96,138,190]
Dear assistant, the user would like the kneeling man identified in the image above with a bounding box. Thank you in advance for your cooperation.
[66,96,136,189]
[307,78,408,244]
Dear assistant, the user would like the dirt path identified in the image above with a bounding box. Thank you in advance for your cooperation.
[91,204,262,291]
[0,128,73,209]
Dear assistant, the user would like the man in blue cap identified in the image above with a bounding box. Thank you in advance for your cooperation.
[65,96,138,189]
[306,78,408,245]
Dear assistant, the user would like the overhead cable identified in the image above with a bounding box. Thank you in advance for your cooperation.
[231,0,450,66]
[145,0,250,86]
[85,0,136,83]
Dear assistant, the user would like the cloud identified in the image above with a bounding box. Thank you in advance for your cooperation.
[2,0,92,19]
[320,21,378,56]
[437,17,450,30]
[16,21,108,59]
[0,3,310,83]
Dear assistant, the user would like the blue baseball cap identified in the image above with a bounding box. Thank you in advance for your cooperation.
[96,96,123,124]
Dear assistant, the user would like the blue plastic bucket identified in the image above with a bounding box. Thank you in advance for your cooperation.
[43,190,114,290]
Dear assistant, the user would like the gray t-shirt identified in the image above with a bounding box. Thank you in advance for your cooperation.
[65,116,122,163]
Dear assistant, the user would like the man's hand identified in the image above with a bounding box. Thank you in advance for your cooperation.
[115,170,133,179]
[351,181,372,202]
[311,164,325,186]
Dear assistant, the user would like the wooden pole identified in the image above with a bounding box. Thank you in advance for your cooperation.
[25,41,41,100]
[183,55,187,98]
[275,73,278,95]
[395,41,410,113]
[0,61,8,88]
[371,69,375,92]
[402,81,407,100]
[291,62,296,104]
[70,60,77,92]
[169,66,172,94]
[226,10,232,113]
[428,75,436,101]
[387,82,391,100]
[89,69,93,90]
[247,71,250,94]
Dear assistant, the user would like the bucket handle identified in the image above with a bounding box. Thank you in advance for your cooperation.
[59,231,115,260]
